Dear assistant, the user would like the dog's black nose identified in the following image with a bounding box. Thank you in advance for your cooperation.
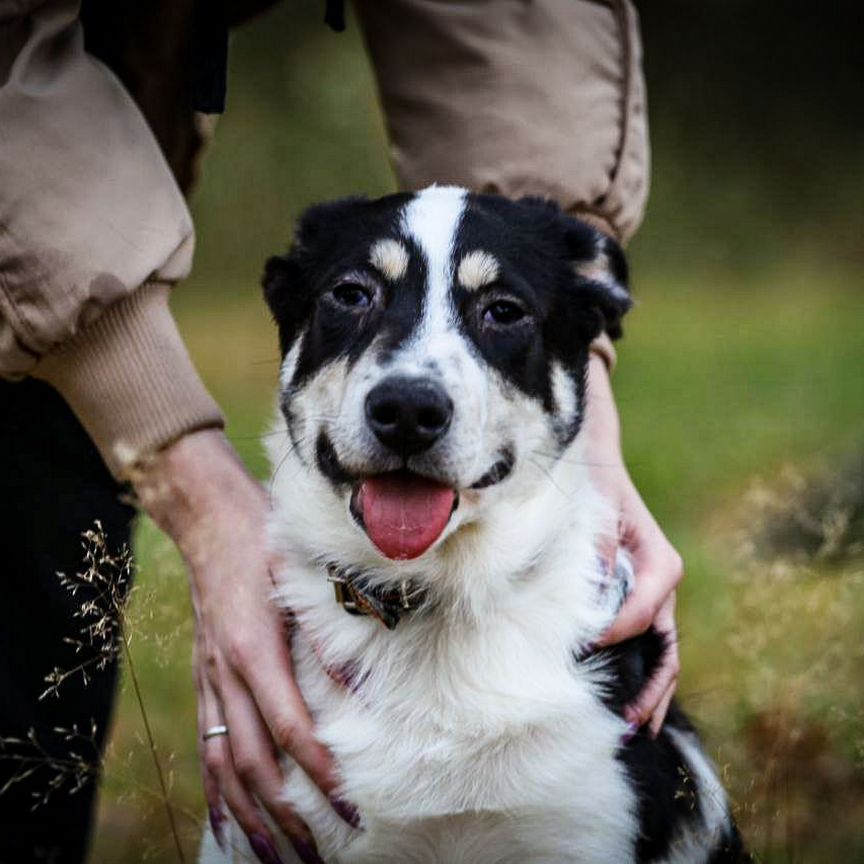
[365,376,453,455]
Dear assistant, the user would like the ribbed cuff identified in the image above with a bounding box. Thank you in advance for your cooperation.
[32,282,224,479]
[589,332,618,374]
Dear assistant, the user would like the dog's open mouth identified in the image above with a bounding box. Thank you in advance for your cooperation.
[350,470,459,561]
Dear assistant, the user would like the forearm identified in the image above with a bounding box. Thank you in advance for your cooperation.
[0,0,222,476]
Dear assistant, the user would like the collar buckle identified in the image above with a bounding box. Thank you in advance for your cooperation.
[326,564,421,630]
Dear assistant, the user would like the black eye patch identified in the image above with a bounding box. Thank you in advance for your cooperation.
[263,196,434,387]
[448,195,631,441]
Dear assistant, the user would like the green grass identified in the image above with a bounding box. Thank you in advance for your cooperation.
[86,265,864,863]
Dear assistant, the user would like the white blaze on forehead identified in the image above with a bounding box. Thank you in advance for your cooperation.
[401,186,467,338]
[457,250,500,291]
[369,238,410,282]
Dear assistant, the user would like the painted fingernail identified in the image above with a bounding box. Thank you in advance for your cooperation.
[209,806,226,851]
[289,836,326,864]
[330,795,361,829]
[249,833,285,864]
[621,721,639,745]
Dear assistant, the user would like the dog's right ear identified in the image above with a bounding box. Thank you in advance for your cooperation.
[263,197,370,355]
[565,225,631,340]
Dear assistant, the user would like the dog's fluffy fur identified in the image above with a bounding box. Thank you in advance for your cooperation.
[200,187,748,863]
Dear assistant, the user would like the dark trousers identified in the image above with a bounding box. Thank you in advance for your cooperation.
[0,380,135,864]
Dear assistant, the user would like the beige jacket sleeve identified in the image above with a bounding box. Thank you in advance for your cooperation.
[0,0,222,477]
[354,0,649,246]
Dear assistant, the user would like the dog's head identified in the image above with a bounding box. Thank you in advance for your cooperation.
[264,187,630,562]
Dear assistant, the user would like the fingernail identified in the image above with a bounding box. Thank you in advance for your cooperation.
[330,795,361,829]
[289,836,326,864]
[209,806,226,851]
[621,721,639,745]
[249,833,285,864]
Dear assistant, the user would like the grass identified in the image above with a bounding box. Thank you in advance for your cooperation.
[84,262,864,863]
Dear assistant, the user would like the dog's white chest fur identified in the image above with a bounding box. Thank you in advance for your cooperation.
[284,617,636,864]
[254,434,637,864]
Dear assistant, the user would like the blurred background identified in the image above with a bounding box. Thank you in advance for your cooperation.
[81,1,863,861]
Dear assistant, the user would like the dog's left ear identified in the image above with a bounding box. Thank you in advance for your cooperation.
[262,252,307,356]
[263,197,371,355]
[562,217,632,339]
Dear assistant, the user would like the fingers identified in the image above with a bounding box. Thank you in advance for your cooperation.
[648,594,681,737]
[201,588,359,823]
[623,596,680,731]
[649,679,677,738]
[198,640,325,864]
[197,667,227,851]
[598,526,683,647]
[627,628,680,728]
[230,620,356,824]
[199,664,275,856]
[592,483,683,733]
[220,669,323,853]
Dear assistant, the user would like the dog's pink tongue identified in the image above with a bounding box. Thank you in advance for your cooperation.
[359,473,455,560]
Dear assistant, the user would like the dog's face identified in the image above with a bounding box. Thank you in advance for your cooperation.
[264,187,629,561]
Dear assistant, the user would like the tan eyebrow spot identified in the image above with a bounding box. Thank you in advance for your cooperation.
[369,238,410,281]
[457,250,500,291]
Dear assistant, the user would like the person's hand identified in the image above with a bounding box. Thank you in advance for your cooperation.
[583,354,684,737]
[132,429,358,864]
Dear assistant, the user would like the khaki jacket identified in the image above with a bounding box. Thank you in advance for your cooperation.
[0,0,648,478]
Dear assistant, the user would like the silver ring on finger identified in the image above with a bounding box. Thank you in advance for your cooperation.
[202,724,229,741]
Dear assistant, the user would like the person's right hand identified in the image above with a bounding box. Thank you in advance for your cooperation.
[132,429,359,864]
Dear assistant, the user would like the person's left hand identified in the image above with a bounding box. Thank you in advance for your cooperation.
[583,354,684,737]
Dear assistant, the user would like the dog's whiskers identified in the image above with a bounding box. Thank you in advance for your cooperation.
[526,455,571,499]
[227,429,289,442]
[268,432,313,503]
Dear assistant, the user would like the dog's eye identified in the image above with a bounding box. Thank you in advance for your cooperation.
[331,283,372,309]
[483,299,525,326]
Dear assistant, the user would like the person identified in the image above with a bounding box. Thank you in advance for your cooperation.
[0,1,684,862]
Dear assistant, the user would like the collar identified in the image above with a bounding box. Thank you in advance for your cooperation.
[326,564,426,630]
[316,553,634,693]
[325,552,632,633]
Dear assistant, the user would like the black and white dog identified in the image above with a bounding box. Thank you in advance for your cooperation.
[201,187,748,863]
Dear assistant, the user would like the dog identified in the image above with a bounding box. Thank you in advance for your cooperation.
[200,186,749,863]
